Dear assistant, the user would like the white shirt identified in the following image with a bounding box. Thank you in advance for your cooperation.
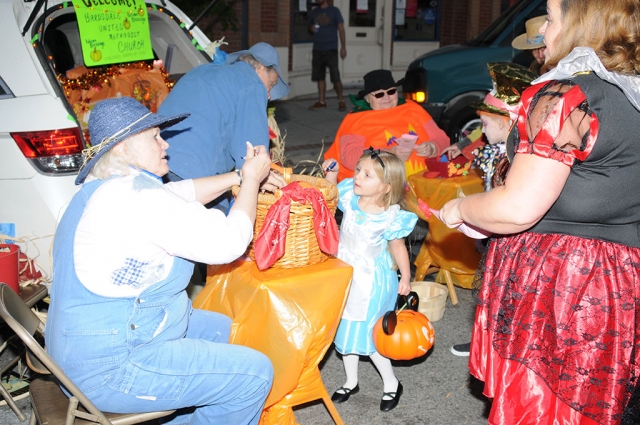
[73,170,253,297]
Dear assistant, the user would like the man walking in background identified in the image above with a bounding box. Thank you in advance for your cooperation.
[308,0,347,111]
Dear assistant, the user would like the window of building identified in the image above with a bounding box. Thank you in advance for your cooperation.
[292,0,314,43]
[348,0,376,27]
[394,0,440,41]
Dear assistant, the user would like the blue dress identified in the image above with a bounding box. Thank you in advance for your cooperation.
[333,179,418,356]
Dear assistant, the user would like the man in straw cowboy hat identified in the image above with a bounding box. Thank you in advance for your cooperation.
[47,96,279,425]
[512,15,547,76]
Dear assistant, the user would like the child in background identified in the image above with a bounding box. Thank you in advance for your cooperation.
[443,62,536,356]
[322,149,417,412]
[442,62,537,192]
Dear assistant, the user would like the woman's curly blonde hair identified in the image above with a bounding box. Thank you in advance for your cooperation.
[545,0,640,75]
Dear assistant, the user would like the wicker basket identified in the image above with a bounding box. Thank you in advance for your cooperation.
[232,173,339,268]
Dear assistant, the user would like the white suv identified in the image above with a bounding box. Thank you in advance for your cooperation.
[0,0,212,279]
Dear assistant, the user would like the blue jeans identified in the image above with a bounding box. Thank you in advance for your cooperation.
[87,310,273,425]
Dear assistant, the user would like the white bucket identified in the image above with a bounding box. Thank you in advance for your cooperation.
[411,281,448,322]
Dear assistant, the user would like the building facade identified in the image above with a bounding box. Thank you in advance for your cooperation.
[197,0,513,99]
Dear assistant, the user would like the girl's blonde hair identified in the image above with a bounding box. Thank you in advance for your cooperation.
[89,129,150,180]
[546,0,640,75]
[357,150,407,209]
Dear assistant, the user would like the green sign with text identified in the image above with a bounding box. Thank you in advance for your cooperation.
[75,0,154,66]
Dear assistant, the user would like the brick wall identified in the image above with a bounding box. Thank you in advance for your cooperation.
[197,0,290,54]
[440,0,470,46]
[246,0,290,47]
[196,1,244,53]
[440,0,503,46]
[261,0,278,33]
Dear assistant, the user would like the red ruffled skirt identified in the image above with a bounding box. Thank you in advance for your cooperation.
[470,233,640,425]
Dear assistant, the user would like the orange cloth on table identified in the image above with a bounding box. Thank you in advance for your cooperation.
[253,182,339,270]
[325,100,444,182]
[405,169,484,288]
[193,259,353,425]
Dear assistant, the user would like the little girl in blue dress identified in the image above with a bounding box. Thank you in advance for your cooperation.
[323,148,417,412]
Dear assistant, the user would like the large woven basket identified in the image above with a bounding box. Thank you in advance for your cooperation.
[232,173,339,268]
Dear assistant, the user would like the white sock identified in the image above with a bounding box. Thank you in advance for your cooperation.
[338,354,359,392]
[370,351,399,398]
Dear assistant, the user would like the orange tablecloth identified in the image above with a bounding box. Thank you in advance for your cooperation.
[193,258,353,425]
[405,169,484,289]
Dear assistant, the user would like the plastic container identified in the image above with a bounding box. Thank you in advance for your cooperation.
[411,281,448,322]
[0,244,20,294]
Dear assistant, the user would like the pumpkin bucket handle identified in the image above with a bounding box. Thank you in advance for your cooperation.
[396,291,420,313]
[381,310,397,335]
[383,292,420,335]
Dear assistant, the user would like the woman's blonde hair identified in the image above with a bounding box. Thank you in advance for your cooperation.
[357,150,407,209]
[546,0,640,74]
[89,130,150,180]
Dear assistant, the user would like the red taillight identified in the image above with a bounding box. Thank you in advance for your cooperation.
[11,128,84,158]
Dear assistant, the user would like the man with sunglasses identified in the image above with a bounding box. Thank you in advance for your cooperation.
[325,69,449,182]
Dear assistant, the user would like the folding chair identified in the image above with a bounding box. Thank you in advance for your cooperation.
[0,283,176,425]
[0,284,48,422]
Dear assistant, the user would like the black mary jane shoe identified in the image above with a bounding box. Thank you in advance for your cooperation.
[380,382,403,412]
[331,384,360,403]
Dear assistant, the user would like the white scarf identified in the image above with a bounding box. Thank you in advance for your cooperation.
[533,47,640,112]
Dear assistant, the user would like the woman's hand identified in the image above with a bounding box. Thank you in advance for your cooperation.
[414,142,439,158]
[230,143,271,224]
[260,171,286,193]
[441,143,462,159]
[240,143,271,186]
[387,145,412,161]
[438,197,465,229]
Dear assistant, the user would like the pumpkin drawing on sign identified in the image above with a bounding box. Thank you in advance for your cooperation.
[90,47,102,62]
[138,7,145,16]
[372,310,435,360]
[123,18,131,29]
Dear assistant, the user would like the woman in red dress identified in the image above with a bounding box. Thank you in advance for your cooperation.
[439,0,640,424]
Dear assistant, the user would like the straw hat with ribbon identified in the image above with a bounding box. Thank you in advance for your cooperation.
[75,97,189,185]
[512,15,547,50]
[469,62,538,121]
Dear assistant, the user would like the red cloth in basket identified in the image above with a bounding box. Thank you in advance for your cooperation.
[254,182,339,270]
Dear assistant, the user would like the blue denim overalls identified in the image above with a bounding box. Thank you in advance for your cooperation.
[46,179,273,425]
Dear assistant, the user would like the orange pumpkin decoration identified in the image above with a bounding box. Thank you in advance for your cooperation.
[373,310,435,360]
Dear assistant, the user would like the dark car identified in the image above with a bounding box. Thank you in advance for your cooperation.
[402,0,547,141]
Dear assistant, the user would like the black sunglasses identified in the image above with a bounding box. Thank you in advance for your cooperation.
[364,146,385,169]
[371,88,397,99]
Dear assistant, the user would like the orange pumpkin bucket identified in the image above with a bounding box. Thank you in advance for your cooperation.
[372,310,435,360]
